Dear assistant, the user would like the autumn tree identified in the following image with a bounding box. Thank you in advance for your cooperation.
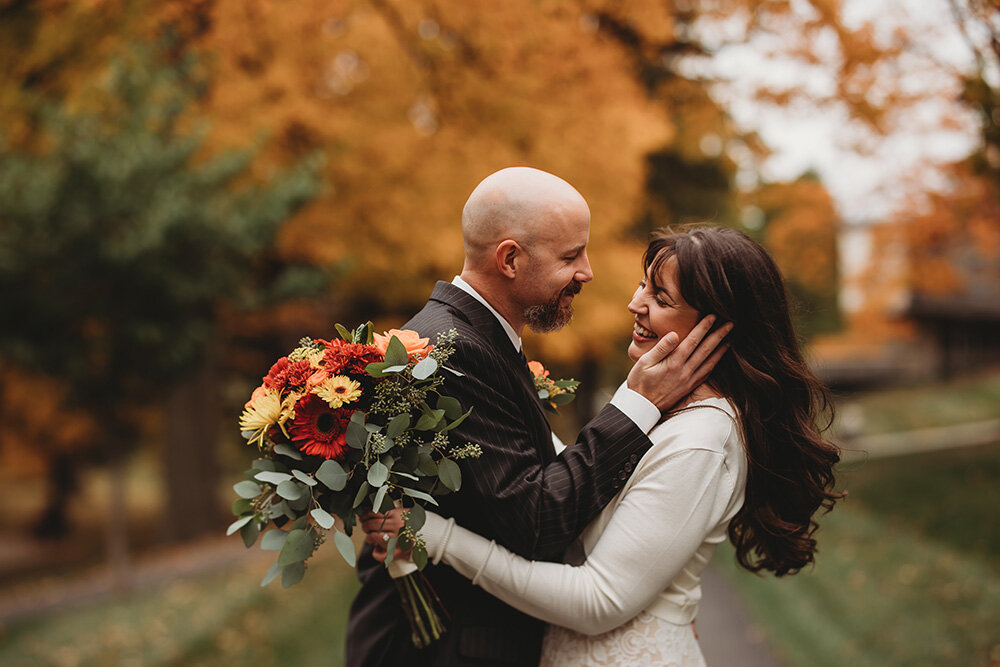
[1,0,865,418]
[0,43,322,563]
[845,1,1000,339]
[749,175,842,337]
[903,1,999,295]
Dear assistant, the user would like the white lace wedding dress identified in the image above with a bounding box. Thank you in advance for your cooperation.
[541,611,704,667]
[423,398,747,666]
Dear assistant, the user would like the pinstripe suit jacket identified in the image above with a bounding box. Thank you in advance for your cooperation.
[345,282,654,667]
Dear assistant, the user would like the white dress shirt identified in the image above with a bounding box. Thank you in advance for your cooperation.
[450,276,660,434]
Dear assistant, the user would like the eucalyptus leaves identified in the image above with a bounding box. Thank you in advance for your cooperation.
[228,323,480,590]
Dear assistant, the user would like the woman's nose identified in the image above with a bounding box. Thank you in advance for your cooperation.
[627,291,645,314]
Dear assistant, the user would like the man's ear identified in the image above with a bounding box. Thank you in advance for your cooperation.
[495,240,521,279]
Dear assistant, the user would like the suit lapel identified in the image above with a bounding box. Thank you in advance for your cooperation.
[428,281,553,457]
[428,282,525,370]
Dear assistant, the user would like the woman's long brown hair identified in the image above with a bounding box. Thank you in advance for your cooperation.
[645,227,844,576]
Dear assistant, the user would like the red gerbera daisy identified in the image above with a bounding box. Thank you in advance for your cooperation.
[263,357,314,391]
[287,395,350,460]
[323,339,383,376]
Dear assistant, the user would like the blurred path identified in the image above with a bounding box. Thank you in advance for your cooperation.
[841,418,1000,461]
[698,565,783,666]
[0,535,270,627]
[2,535,782,666]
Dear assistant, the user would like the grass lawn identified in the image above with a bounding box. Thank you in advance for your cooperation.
[715,442,1000,666]
[3,371,997,666]
[0,550,360,667]
[838,369,1000,435]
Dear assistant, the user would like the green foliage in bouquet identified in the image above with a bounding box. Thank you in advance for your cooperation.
[229,323,480,589]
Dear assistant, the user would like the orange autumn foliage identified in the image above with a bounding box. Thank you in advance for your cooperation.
[901,161,1000,296]
[2,0,869,373]
[0,365,97,472]
[754,178,840,296]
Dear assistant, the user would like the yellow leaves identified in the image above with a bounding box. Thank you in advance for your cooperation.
[176,0,675,329]
[754,179,840,294]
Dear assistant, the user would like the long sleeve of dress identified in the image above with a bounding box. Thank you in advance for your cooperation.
[434,337,656,561]
[421,428,738,636]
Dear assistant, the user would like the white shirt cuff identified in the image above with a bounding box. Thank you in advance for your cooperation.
[609,382,660,434]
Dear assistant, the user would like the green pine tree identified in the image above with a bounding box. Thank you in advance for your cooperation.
[0,41,325,572]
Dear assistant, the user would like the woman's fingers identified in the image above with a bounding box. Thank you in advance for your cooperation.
[626,315,732,411]
[690,341,730,388]
[685,321,733,372]
[360,509,405,534]
[668,315,718,365]
[370,544,408,563]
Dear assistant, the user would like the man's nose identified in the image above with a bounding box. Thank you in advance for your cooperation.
[576,251,594,283]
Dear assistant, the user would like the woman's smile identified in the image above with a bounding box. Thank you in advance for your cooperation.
[633,321,657,341]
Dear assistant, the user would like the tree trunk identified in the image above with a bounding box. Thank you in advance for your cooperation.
[33,451,78,540]
[106,455,131,591]
[162,344,224,542]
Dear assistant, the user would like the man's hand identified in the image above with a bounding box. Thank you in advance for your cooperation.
[626,315,732,412]
[361,509,409,563]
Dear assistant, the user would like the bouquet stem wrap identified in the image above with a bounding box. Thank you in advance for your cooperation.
[392,564,449,648]
[387,499,446,646]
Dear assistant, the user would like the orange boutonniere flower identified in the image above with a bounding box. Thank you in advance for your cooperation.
[527,360,580,413]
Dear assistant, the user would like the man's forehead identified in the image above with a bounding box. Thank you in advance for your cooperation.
[537,222,589,250]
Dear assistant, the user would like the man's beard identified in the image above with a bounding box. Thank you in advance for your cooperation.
[523,280,583,333]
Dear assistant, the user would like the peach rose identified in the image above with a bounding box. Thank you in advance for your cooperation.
[306,368,329,390]
[244,384,268,410]
[373,329,433,360]
[527,360,549,378]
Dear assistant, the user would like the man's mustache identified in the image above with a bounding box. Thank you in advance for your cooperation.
[562,281,583,298]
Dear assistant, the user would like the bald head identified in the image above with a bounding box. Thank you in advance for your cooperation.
[461,167,589,266]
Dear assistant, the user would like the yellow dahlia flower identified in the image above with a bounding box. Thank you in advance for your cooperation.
[239,389,296,432]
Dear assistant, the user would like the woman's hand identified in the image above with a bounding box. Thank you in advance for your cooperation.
[361,509,410,563]
[627,315,732,412]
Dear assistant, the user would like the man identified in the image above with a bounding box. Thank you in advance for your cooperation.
[346,167,728,666]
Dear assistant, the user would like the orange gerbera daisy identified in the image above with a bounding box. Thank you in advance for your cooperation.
[287,395,350,460]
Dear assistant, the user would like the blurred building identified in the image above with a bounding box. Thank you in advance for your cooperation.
[811,221,1000,390]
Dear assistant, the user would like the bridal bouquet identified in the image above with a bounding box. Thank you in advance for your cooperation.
[229,322,480,647]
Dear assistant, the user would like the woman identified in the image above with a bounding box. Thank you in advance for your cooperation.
[368,227,843,665]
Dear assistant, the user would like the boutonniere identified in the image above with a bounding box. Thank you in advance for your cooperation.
[527,360,580,413]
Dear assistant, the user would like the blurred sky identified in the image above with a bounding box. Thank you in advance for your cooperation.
[703,0,989,223]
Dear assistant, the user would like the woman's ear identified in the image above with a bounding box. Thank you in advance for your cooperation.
[495,239,521,279]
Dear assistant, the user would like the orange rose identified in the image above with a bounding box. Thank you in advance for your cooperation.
[373,329,433,360]
[244,384,268,409]
[527,360,549,378]
[307,368,329,390]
